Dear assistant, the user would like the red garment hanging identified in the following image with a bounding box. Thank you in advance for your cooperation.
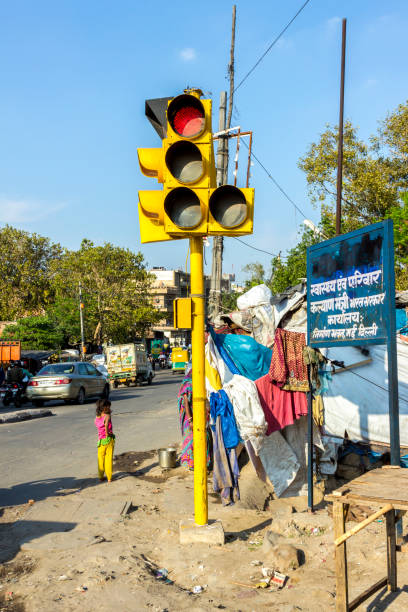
[255,373,308,435]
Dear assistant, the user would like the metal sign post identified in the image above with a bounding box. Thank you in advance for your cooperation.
[306,220,400,510]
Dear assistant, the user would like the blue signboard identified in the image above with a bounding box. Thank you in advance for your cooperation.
[307,220,395,348]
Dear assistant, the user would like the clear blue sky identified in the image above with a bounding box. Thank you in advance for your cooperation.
[0,0,407,283]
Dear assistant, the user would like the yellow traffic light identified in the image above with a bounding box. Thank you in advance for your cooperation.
[137,89,254,243]
[208,185,254,236]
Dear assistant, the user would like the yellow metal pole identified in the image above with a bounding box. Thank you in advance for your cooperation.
[189,236,208,526]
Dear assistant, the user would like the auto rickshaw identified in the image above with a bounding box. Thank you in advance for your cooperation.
[171,349,189,374]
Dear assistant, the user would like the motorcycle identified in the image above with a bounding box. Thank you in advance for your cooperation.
[0,382,29,408]
[158,355,167,370]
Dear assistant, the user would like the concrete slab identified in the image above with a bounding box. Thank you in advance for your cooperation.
[179,518,225,546]
[0,408,53,424]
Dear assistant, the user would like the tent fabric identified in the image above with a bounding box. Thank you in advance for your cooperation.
[213,332,272,381]
[258,431,300,497]
[223,375,267,454]
[396,308,408,335]
[209,328,241,376]
[323,338,408,446]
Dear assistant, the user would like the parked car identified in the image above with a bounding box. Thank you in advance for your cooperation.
[26,361,110,407]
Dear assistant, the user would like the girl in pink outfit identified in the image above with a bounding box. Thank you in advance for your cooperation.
[95,399,115,482]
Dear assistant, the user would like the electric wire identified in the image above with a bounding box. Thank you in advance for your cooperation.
[234,0,312,94]
[241,137,309,218]
[233,237,285,258]
[343,367,408,406]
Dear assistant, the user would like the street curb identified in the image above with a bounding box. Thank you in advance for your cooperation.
[0,409,53,424]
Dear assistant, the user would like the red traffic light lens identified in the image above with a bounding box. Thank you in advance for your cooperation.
[173,107,204,137]
[168,95,205,138]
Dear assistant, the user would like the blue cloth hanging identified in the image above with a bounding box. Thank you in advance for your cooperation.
[212,330,272,381]
[210,327,241,375]
[210,390,241,449]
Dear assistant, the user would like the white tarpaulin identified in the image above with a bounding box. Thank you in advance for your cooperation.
[323,337,408,446]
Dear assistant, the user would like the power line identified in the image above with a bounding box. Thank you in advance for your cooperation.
[233,237,286,259]
[234,0,312,93]
[241,137,308,218]
[346,368,408,406]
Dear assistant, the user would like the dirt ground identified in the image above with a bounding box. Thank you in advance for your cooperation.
[2,451,408,612]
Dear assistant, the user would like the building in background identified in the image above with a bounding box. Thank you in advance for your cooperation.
[149,267,235,345]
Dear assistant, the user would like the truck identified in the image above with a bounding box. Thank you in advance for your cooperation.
[0,340,21,364]
[105,343,154,388]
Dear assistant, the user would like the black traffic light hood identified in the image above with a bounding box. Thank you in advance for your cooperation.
[145,97,173,140]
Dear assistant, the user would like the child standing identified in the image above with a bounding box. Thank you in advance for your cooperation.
[95,399,115,482]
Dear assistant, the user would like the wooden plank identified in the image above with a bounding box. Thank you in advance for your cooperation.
[335,504,394,547]
[348,577,388,611]
[344,494,408,511]
[332,358,372,374]
[334,501,349,612]
[386,510,397,591]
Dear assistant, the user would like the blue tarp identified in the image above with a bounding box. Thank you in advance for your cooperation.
[396,308,408,336]
[210,328,272,381]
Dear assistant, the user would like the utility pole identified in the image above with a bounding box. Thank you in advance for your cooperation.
[79,281,86,360]
[335,18,347,235]
[210,4,236,320]
[209,91,227,319]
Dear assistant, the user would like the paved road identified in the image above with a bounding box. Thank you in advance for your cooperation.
[0,370,182,507]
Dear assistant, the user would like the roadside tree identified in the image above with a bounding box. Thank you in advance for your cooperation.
[50,240,162,344]
[0,226,62,320]
[1,316,64,350]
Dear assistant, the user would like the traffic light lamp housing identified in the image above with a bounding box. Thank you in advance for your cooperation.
[137,90,254,243]
[208,185,254,236]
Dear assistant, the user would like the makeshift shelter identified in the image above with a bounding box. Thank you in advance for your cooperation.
[205,283,408,503]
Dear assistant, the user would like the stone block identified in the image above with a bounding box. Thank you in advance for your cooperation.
[179,519,224,546]
[262,530,301,571]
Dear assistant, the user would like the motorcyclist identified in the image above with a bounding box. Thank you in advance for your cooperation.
[6,361,25,384]
[21,361,32,381]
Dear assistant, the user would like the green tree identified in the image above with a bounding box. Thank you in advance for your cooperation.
[220,290,239,312]
[297,101,408,287]
[46,296,82,347]
[1,316,64,350]
[50,240,162,344]
[242,262,266,289]
[270,228,321,294]
[0,225,62,320]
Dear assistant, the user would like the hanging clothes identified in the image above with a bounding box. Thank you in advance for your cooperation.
[210,327,241,376]
[223,375,267,454]
[205,334,234,397]
[214,332,272,381]
[269,328,309,392]
[255,374,308,435]
[209,390,241,450]
[315,364,332,396]
[245,439,267,482]
[211,416,240,505]
[303,346,326,392]
[313,395,324,427]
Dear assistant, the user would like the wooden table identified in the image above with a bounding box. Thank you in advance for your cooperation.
[326,466,408,612]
